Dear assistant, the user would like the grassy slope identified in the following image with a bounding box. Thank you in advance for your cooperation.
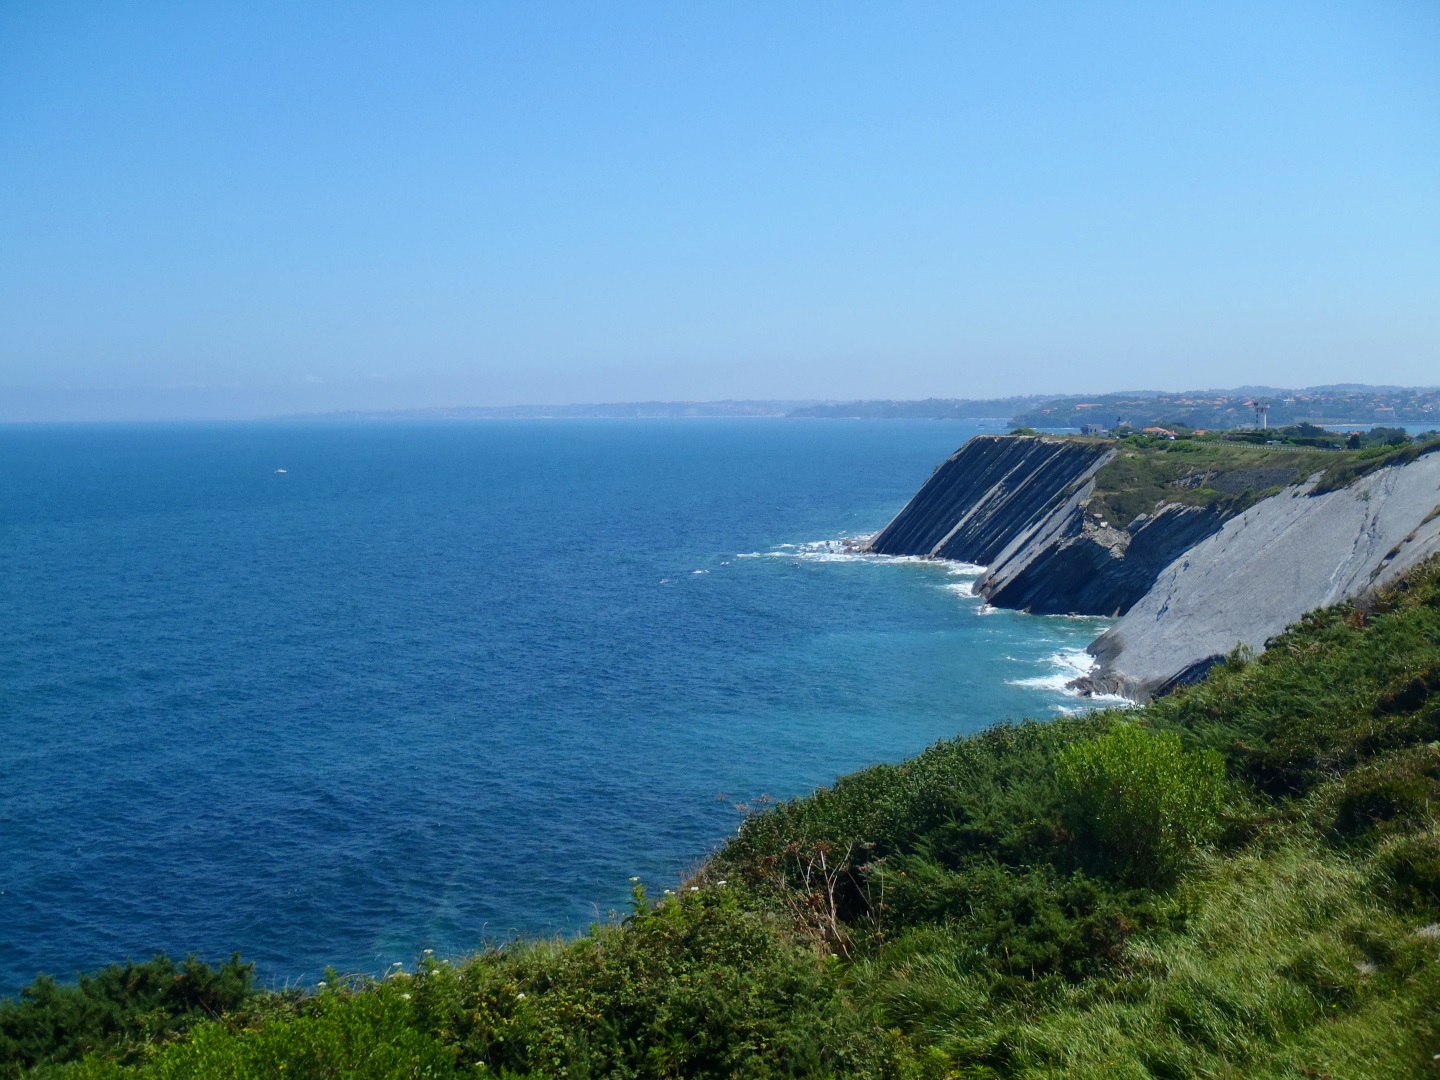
[1082,434,1439,528]
[8,560,1440,1078]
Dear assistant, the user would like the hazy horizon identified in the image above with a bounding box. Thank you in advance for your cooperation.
[3,2,1438,421]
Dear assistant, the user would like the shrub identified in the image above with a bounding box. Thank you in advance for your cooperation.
[1057,725,1227,884]
[1375,832,1440,917]
[56,986,456,1080]
[410,891,861,1078]
[1329,746,1440,841]
[0,954,255,1077]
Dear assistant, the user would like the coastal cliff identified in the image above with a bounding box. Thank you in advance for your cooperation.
[1082,449,1440,700]
[866,435,1114,566]
[867,434,1230,616]
[873,432,1440,698]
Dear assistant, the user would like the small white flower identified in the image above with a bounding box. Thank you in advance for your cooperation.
[401,992,411,1000]
[717,880,727,886]
[664,889,674,895]
[423,949,433,955]
[629,876,640,882]
[516,992,526,1000]
[316,981,327,988]
[690,886,699,892]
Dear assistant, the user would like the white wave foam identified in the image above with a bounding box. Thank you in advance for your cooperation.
[1007,647,1133,706]
[1007,649,1099,695]
[946,562,986,576]
[744,537,990,575]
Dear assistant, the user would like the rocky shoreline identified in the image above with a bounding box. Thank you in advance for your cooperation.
[870,434,1440,700]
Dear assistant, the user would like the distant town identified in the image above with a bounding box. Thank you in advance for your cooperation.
[1004,386,1440,432]
[303,385,1440,430]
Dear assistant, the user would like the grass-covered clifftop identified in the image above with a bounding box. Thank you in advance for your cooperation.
[1083,428,1440,528]
[7,559,1440,1078]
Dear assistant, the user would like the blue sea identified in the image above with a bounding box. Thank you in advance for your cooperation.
[0,419,1107,995]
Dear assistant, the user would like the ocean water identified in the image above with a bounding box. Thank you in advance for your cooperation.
[0,419,1108,994]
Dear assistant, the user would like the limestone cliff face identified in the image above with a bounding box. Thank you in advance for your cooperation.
[867,435,1230,615]
[978,501,1225,616]
[867,435,1114,565]
[870,434,1440,699]
[1081,450,1440,701]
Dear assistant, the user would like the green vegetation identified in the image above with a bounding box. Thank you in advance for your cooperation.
[8,558,1440,1077]
[1009,387,1440,431]
[1082,430,1440,527]
[1087,438,1317,527]
[0,956,256,1078]
[1313,437,1440,495]
[1056,725,1226,885]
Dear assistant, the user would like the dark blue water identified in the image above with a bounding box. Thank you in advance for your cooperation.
[0,419,1105,993]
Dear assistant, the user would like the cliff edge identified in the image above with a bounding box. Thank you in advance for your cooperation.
[867,434,1233,616]
[1080,449,1440,700]
[871,432,1440,699]
[866,434,1114,568]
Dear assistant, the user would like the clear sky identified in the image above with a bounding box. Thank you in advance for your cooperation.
[2,2,1437,420]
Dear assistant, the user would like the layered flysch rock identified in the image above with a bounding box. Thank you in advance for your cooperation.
[978,501,1225,616]
[1081,450,1440,701]
[866,435,1114,566]
[867,435,1233,615]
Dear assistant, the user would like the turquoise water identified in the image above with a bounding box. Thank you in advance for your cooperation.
[0,419,1106,993]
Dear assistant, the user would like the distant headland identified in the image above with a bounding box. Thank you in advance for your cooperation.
[288,384,1440,427]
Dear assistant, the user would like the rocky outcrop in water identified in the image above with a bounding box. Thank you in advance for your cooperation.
[1080,450,1440,701]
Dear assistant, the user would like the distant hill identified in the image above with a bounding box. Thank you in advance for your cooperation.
[1011,386,1440,430]
[286,386,1440,429]
[786,396,1048,419]
[290,400,816,420]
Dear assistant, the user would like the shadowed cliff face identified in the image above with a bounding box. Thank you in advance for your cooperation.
[867,436,1113,565]
[980,501,1225,616]
[867,435,1231,616]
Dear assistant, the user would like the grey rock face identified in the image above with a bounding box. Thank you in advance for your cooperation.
[1082,450,1440,701]
[867,436,1114,564]
[867,435,1231,615]
[980,502,1225,616]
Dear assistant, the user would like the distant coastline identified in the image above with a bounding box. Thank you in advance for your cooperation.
[278,384,1440,429]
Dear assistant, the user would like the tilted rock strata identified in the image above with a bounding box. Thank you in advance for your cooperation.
[978,501,1226,617]
[867,435,1232,616]
[867,435,1114,565]
[1081,450,1440,701]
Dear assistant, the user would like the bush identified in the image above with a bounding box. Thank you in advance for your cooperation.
[1375,832,1440,917]
[1329,747,1440,841]
[0,955,255,1077]
[56,987,456,1080]
[1057,725,1227,884]
[409,890,861,1078]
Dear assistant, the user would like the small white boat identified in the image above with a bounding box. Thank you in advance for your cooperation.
[275,468,287,474]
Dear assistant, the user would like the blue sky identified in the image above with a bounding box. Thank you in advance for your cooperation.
[2,2,1437,419]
